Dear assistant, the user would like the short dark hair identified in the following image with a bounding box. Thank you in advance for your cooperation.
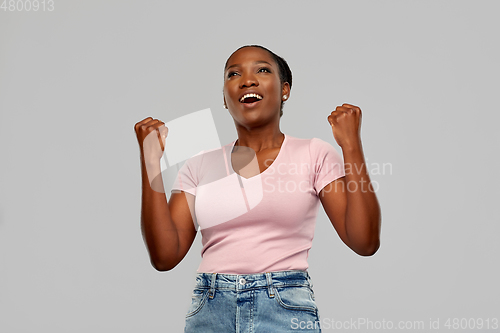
[224,45,292,117]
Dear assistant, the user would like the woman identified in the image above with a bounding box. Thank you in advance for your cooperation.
[134,45,381,332]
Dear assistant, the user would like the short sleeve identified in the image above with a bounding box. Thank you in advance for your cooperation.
[170,151,203,196]
[310,138,345,196]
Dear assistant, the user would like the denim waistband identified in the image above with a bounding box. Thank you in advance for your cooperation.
[192,269,313,294]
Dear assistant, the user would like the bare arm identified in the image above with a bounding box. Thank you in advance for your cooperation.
[140,159,197,270]
[319,142,381,256]
[321,103,381,256]
[135,117,197,271]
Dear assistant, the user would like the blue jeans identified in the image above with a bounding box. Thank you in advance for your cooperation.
[184,269,321,332]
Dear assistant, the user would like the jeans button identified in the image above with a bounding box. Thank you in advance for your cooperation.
[239,278,246,285]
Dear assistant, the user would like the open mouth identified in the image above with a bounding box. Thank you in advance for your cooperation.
[241,99,262,107]
[240,94,263,107]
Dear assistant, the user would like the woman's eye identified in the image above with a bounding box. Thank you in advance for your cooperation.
[227,67,270,78]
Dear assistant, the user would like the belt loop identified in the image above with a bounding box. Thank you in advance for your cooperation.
[307,271,313,288]
[265,272,274,298]
[209,273,217,299]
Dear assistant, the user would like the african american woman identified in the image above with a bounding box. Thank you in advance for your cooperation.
[134,44,382,332]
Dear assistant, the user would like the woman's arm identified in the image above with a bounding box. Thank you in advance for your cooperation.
[140,159,198,270]
[135,117,198,271]
[319,104,381,256]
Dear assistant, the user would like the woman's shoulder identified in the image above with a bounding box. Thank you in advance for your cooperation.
[284,133,313,145]
[285,134,332,150]
[286,134,341,162]
[284,135,330,162]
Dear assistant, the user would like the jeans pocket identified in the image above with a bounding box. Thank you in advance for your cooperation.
[274,285,318,314]
[185,288,209,318]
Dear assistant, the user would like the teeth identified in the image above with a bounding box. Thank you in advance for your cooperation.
[240,93,263,103]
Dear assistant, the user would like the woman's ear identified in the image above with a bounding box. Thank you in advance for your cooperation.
[282,82,290,100]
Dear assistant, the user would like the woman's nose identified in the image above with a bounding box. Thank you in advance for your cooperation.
[240,72,258,88]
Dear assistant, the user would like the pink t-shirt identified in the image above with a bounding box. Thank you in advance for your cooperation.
[171,134,345,274]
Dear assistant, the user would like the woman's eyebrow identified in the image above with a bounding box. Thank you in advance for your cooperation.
[226,60,273,71]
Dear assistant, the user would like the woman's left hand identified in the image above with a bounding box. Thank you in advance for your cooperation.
[327,103,362,149]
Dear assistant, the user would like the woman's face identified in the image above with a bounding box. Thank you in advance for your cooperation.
[223,47,288,126]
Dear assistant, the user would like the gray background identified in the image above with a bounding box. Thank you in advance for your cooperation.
[1,1,499,332]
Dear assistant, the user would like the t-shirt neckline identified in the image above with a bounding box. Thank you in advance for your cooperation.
[228,133,288,180]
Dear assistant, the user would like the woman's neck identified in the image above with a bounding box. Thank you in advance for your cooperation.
[234,129,285,153]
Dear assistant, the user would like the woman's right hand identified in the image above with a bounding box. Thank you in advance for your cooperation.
[134,117,169,166]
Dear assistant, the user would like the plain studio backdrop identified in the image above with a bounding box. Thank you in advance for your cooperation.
[1,1,498,332]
